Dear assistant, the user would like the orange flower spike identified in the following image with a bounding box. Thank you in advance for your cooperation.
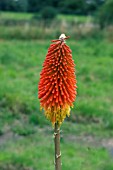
[38,34,77,126]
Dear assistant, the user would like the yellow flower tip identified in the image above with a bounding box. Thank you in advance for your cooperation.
[43,104,71,127]
[40,106,43,111]
[66,106,71,117]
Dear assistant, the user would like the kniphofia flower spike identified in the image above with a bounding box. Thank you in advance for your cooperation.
[38,34,77,126]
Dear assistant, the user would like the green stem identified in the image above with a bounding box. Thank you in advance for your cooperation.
[54,123,61,170]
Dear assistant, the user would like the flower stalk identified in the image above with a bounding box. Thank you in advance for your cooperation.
[54,123,61,170]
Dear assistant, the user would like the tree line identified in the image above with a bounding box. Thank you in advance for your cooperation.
[0,0,104,15]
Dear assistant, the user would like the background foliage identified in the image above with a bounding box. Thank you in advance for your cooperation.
[0,0,113,170]
[0,0,104,13]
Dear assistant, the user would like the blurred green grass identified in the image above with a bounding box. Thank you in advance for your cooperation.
[57,14,93,23]
[0,12,33,20]
[0,12,98,41]
[0,12,91,23]
[0,127,113,170]
[0,39,113,170]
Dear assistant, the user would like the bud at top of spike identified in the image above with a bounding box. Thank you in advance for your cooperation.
[38,35,77,126]
[59,34,66,39]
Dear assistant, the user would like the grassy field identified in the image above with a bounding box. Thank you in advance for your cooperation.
[0,38,113,170]
[0,11,97,40]
[0,12,33,20]
[0,12,92,23]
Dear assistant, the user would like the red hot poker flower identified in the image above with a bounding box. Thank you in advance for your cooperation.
[38,34,77,126]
